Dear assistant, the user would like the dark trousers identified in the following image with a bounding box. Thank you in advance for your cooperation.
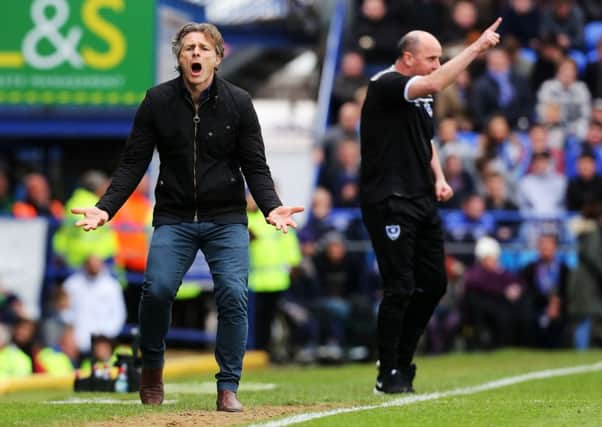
[361,196,447,370]
[253,291,283,352]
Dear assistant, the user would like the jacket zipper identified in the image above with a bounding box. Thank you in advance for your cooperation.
[193,105,200,222]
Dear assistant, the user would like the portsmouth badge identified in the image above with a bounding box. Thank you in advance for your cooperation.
[385,224,401,241]
[423,101,433,117]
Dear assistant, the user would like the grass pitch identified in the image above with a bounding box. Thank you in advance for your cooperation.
[1,349,601,426]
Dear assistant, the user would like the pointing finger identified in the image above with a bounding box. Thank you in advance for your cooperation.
[487,17,502,32]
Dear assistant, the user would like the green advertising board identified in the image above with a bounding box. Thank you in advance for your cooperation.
[0,0,154,107]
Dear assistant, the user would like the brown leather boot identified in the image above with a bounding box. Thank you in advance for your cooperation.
[216,390,243,412]
[139,367,164,405]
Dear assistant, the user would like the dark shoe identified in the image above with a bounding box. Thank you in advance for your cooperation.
[399,363,416,392]
[216,390,243,412]
[374,363,416,394]
[139,367,164,405]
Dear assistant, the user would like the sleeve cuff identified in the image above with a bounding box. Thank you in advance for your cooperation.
[404,75,422,102]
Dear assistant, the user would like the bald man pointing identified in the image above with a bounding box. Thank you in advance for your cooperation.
[360,19,502,394]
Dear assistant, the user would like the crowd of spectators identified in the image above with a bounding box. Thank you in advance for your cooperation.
[2,1,602,377]
[0,169,136,378]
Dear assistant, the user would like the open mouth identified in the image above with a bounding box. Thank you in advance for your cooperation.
[191,62,202,74]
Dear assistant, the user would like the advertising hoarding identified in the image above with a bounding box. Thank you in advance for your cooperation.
[0,0,154,107]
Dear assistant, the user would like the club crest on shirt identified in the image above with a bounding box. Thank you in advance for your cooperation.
[385,224,401,240]
[412,97,433,117]
[423,101,433,117]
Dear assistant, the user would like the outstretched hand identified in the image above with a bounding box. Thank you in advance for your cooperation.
[475,17,502,54]
[71,207,109,231]
[267,205,305,233]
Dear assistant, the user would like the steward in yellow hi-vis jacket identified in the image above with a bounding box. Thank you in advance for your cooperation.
[247,194,301,355]
[0,324,32,379]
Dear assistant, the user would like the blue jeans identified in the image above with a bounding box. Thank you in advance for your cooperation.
[140,222,249,392]
[573,318,592,351]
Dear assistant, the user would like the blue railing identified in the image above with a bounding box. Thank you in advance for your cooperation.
[326,207,579,272]
[314,0,347,139]
[1,207,581,346]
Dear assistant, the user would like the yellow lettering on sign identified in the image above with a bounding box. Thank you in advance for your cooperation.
[0,52,25,68]
[81,0,126,70]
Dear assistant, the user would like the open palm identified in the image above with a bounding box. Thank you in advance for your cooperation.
[71,207,109,231]
[267,205,304,233]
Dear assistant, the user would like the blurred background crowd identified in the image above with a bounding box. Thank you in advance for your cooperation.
[1,0,602,378]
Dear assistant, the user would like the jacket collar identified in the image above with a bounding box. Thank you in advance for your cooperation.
[177,73,219,108]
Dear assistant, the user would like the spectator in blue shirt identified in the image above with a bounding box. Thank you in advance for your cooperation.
[444,194,496,266]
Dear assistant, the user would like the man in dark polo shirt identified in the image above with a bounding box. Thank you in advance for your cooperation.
[360,19,503,394]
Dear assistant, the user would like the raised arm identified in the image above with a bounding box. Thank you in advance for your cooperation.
[407,18,502,100]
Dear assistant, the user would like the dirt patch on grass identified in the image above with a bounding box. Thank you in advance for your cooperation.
[86,404,335,427]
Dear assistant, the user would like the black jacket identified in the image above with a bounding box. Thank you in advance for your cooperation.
[521,259,569,316]
[469,72,533,130]
[96,75,281,226]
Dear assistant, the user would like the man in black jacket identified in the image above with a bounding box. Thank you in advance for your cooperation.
[521,233,570,348]
[71,23,303,411]
[470,48,533,130]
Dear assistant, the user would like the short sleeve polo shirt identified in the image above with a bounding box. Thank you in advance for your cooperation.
[359,66,435,203]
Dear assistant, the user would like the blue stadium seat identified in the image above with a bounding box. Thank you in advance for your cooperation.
[456,131,479,147]
[519,47,537,64]
[568,50,587,74]
[584,21,602,51]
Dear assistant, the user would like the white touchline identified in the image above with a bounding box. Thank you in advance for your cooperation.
[250,361,602,427]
